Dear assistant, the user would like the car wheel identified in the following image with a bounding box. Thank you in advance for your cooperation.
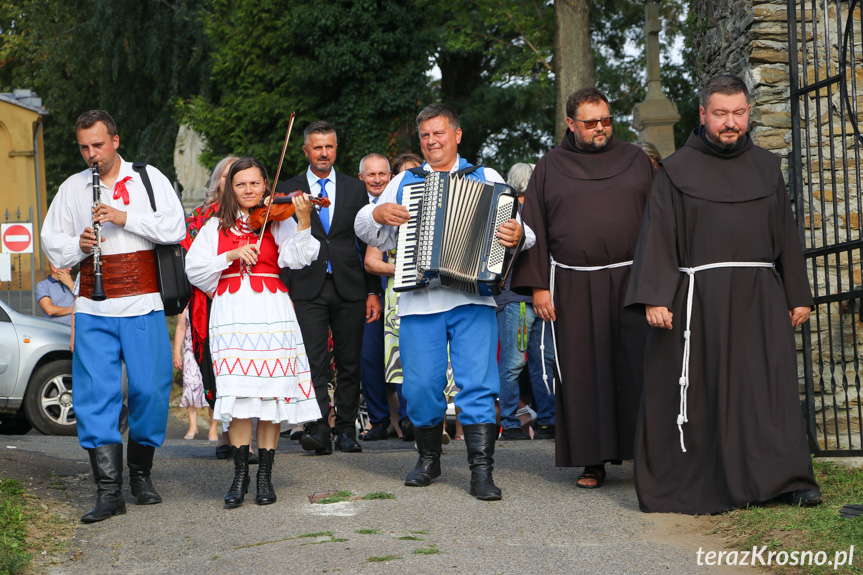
[23,360,76,436]
[0,415,33,435]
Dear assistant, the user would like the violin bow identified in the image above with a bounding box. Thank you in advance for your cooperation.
[256,111,296,251]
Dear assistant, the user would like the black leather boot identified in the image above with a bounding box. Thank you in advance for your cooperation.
[81,444,127,523]
[404,422,443,487]
[463,423,502,501]
[127,439,162,505]
[224,445,250,509]
[255,449,277,505]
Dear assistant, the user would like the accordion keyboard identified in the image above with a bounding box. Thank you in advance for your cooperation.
[393,181,425,291]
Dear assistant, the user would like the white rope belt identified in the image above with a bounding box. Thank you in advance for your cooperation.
[675,261,775,453]
[540,256,635,395]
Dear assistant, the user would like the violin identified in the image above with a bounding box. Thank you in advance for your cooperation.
[247,190,331,231]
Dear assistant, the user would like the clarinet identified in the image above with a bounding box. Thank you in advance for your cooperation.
[90,163,107,301]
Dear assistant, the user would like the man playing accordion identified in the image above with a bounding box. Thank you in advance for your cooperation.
[354,104,533,500]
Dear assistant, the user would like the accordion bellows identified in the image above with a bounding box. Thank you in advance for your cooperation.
[394,172,519,296]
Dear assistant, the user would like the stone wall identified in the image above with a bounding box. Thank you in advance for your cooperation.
[690,0,863,451]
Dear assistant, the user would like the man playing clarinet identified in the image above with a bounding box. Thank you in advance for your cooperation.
[41,110,186,523]
[354,104,531,500]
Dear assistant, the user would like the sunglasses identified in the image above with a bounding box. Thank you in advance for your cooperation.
[571,116,613,130]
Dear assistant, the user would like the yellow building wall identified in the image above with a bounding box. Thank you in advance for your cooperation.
[0,100,48,290]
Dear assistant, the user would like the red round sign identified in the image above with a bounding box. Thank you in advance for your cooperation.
[3,224,32,253]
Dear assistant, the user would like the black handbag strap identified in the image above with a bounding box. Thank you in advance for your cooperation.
[132,162,157,212]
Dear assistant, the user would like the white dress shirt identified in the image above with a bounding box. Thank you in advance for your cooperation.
[354,157,535,317]
[41,157,186,317]
[306,167,335,230]
[185,215,320,293]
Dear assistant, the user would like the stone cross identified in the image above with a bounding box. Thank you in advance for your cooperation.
[631,3,680,159]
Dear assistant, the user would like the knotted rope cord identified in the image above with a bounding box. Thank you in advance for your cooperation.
[675,261,775,453]
[540,256,634,395]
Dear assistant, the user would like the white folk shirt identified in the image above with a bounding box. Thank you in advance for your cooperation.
[353,157,535,317]
[41,157,186,317]
[184,216,320,294]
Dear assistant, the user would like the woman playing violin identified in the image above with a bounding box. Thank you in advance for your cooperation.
[185,157,321,509]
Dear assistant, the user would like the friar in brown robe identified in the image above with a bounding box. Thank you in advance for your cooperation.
[624,75,821,514]
[512,87,654,486]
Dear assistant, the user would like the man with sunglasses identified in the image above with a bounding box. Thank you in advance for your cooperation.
[513,87,654,489]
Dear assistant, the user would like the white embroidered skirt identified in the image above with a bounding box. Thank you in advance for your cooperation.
[209,278,320,429]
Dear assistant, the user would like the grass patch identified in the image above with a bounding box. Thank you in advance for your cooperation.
[314,491,354,505]
[365,555,401,563]
[0,477,31,575]
[296,531,334,539]
[398,535,424,541]
[410,529,429,535]
[413,544,441,555]
[362,491,395,500]
[708,460,863,575]
[356,529,381,535]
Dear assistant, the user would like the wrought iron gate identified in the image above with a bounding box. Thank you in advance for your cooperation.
[788,0,863,455]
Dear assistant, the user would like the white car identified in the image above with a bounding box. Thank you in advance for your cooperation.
[0,297,74,435]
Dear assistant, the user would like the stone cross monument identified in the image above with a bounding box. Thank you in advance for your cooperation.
[631,3,680,158]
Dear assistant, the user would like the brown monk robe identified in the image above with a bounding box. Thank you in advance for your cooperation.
[624,127,820,514]
[512,130,653,471]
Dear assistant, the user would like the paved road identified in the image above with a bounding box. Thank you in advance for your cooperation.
[1,423,750,575]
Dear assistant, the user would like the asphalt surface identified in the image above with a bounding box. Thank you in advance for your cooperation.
[1,419,753,575]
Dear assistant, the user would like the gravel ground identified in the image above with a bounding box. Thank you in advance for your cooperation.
[1,419,753,575]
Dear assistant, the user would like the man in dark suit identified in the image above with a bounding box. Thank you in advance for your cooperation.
[276,121,381,454]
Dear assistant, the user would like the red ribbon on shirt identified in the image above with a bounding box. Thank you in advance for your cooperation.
[113,176,133,205]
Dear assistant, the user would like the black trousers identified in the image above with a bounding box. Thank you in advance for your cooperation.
[293,276,366,434]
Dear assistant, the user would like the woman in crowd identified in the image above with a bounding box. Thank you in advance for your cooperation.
[185,157,320,508]
[182,157,240,453]
[172,308,211,440]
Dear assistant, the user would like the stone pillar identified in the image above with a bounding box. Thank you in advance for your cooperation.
[631,3,680,158]
[173,125,210,209]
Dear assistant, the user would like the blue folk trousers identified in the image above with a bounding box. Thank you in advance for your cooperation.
[73,311,172,449]
[400,305,498,427]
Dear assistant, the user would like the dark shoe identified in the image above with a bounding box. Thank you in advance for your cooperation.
[362,422,390,441]
[533,424,555,440]
[839,504,863,518]
[81,444,127,523]
[404,422,443,487]
[301,421,332,455]
[247,447,259,465]
[784,487,823,507]
[289,429,303,441]
[500,427,531,441]
[127,439,162,505]
[255,449,277,505]
[463,423,502,501]
[224,445,250,509]
[335,432,363,453]
[215,444,232,459]
[576,465,606,489]
[399,417,415,442]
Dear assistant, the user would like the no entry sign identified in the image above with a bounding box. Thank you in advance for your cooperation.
[1,223,34,254]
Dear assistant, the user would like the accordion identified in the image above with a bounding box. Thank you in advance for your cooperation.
[393,171,520,296]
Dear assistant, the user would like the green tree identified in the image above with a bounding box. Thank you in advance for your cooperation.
[0,0,212,200]
[180,0,432,180]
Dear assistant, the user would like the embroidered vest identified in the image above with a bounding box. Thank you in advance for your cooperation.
[216,225,287,295]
